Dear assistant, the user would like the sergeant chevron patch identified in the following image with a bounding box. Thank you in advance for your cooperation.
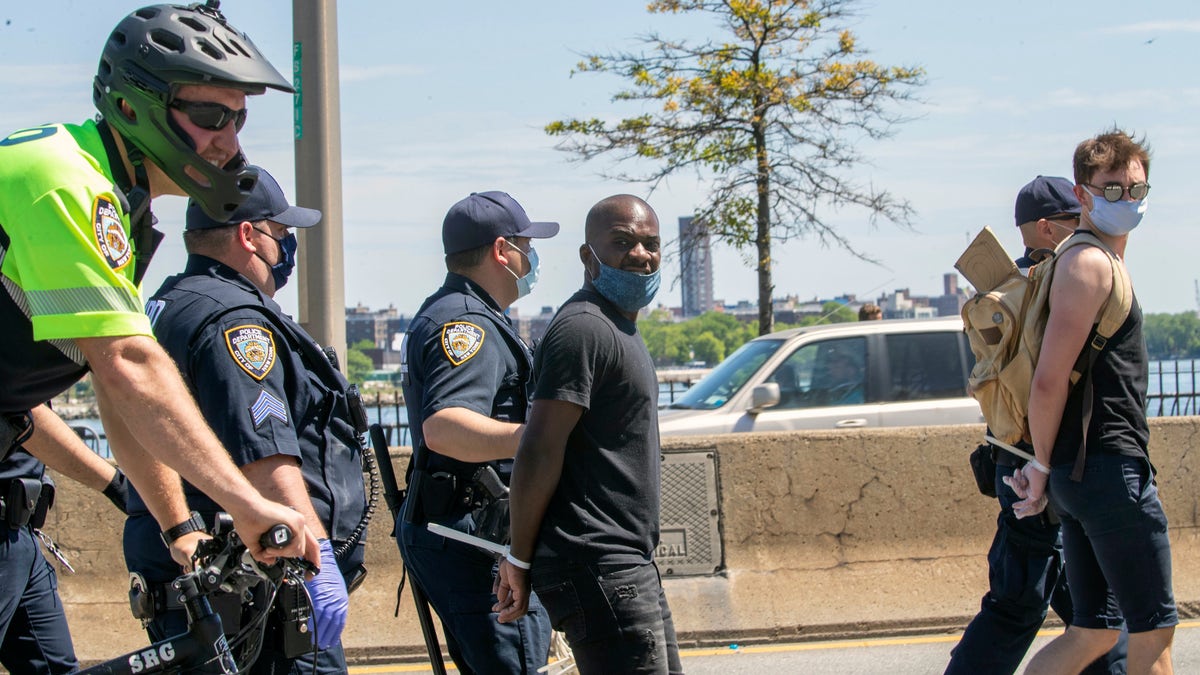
[441,322,485,366]
[250,389,288,428]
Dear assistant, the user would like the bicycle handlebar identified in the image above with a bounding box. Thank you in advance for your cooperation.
[79,515,313,675]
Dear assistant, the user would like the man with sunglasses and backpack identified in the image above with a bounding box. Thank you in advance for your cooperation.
[1009,129,1177,674]
[0,4,317,671]
[947,176,1126,675]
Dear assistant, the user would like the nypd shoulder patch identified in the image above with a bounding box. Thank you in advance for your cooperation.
[441,322,485,366]
[224,325,277,381]
[92,196,131,271]
[249,389,289,428]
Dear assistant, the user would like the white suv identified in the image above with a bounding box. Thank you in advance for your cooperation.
[658,317,983,436]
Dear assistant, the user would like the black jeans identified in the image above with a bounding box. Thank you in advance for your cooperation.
[532,558,683,675]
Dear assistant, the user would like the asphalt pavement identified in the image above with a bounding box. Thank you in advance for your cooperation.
[347,619,1200,674]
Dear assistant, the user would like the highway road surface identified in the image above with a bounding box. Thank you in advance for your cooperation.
[347,619,1200,674]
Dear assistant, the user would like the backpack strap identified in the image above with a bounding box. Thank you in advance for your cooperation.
[1057,232,1133,481]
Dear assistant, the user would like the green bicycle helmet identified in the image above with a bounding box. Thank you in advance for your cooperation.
[94,1,293,221]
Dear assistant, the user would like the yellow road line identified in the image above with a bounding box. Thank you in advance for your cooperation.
[349,620,1200,672]
[675,619,1200,658]
[351,666,449,674]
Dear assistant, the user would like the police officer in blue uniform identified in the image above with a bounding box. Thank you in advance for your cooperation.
[0,433,129,674]
[399,191,557,674]
[123,168,368,675]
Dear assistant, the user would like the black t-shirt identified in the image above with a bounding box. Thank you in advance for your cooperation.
[532,289,660,564]
[1051,294,1150,465]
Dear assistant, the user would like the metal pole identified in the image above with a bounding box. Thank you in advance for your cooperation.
[292,0,346,358]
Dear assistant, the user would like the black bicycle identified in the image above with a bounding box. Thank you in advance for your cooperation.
[79,515,315,675]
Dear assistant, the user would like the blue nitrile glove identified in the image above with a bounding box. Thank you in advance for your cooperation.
[303,539,349,649]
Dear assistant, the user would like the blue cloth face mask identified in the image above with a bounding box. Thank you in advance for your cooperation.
[587,245,661,313]
[254,227,298,290]
[1088,194,1147,236]
[503,241,539,299]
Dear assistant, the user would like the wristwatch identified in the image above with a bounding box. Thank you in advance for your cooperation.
[161,511,206,546]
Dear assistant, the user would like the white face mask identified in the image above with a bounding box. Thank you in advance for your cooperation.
[1088,194,1147,236]
[502,241,539,299]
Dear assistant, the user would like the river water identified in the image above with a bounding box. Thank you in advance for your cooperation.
[63,359,1200,458]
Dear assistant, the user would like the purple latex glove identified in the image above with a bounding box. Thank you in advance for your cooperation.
[303,539,348,649]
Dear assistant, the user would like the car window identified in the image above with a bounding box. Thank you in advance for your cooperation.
[668,339,784,410]
[768,337,866,409]
[885,331,967,401]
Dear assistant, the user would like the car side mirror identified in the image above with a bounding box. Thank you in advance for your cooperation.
[748,383,780,415]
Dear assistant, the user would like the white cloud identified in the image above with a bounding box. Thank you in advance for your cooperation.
[0,63,91,87]
[1102,20,1200,34]
[339,64,426,83]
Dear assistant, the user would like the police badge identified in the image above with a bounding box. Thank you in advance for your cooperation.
[441,322,485,366]
[92,196,131,271]
[224,325,277,380]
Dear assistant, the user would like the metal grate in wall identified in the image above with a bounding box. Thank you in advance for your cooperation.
[657,449,722,576]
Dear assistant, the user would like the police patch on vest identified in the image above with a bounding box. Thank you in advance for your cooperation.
[441,322,485,366]
[92,196,131,271]
[224,325,277,381]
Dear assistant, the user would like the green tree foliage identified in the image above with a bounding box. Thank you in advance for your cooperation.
[691,331,726,364]
[1144,312,1200,359]
[641,310,759,365]
[547,0,924,335]
[345,339,376,386]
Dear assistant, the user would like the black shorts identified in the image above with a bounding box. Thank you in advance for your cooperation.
[1050,453,1177,633]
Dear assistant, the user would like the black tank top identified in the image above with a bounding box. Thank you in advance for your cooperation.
[1051,294,1150,465]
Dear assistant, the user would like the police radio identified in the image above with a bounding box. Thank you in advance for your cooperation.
[322,346,340,372]
[346,384,369,436]
[274,578,313,658]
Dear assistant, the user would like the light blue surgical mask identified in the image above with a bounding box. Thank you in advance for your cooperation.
[587,245,660,313]
[1088,194,1147,236]
[503,241,539,299]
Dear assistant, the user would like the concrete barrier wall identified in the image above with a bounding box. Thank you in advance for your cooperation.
[46,418,1200,664]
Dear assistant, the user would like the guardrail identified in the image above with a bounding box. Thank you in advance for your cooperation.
[63,359,1200,457]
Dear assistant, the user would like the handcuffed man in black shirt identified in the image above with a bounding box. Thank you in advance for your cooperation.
[495,194,683,675]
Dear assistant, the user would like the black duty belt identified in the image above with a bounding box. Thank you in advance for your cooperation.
[0,411,34,463]
[0,477,54,530]
[0,475,54,528]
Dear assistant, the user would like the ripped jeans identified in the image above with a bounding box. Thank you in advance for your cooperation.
[531,558,683,675]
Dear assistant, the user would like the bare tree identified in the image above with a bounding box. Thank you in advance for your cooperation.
[547,0,924,334]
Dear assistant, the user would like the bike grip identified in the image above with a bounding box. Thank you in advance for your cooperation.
[259,524,294,550]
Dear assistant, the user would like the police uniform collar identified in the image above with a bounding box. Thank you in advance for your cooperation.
[444,273,506,317]
[185,254,264,296]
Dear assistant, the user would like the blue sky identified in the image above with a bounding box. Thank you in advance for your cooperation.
[2,1,1198,318]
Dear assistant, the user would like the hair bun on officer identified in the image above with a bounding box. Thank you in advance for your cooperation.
[442,191,559,255]
[186,166,321,230]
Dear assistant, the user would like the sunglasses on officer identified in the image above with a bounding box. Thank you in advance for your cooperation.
[169,99,248,132]
[1084,181,1150,203]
